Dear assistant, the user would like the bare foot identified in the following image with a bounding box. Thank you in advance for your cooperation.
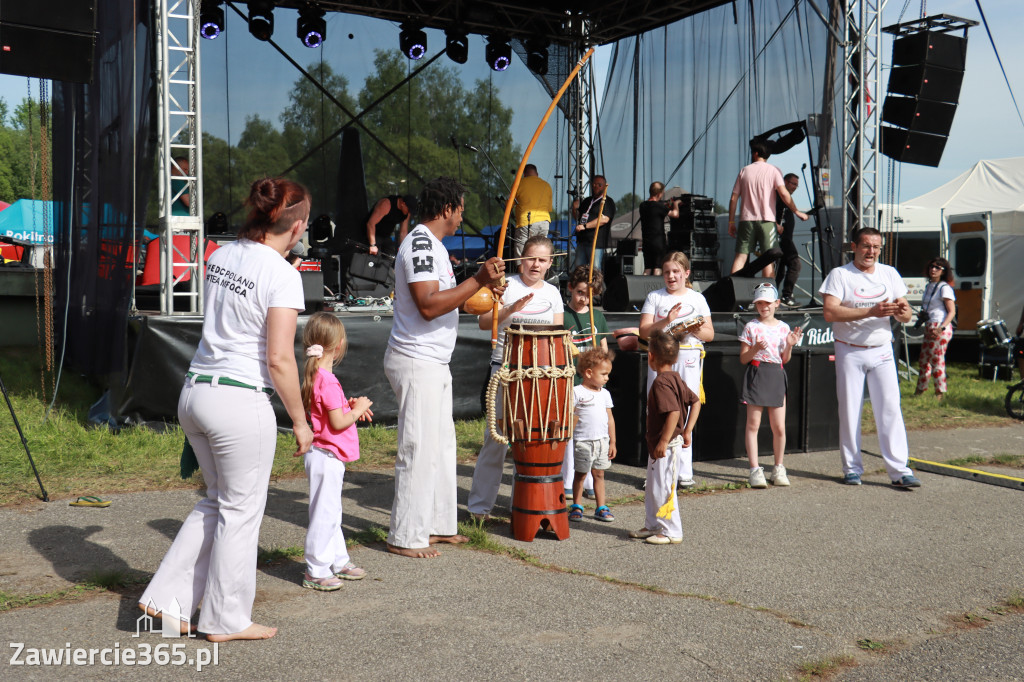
[429,534,469,545]
[387,543,440,558]
[205,623,277,642]
[138,602,195,634]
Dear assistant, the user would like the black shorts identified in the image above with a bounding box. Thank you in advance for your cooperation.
[741,361,787,407]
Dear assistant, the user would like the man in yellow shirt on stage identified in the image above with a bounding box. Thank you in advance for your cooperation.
[512,164,553,258]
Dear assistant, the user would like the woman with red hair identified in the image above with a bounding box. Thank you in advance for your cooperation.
[140,177,313,641]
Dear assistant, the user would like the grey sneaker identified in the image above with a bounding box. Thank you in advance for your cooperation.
[770,465,790,486]
[892,474,922,488]
[843,472,862,485]
[748,467,768,489]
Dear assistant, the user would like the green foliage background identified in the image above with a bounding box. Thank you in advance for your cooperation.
[199,51,521,233]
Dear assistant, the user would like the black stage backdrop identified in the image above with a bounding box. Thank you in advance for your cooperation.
[53,0,156,375]
[111,310,841,461]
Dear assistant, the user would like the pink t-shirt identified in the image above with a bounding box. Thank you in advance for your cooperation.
[732,161,784,222]
[309,368,360,462]
[739,318,791,364]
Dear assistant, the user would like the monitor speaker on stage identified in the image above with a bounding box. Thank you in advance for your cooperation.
[701,276,771,313]
[603,275,663,312]
[0,0,96,84]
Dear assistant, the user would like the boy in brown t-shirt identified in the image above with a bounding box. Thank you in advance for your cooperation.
[629,330,701,545]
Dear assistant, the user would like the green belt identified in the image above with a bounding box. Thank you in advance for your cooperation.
[186,372,275,396]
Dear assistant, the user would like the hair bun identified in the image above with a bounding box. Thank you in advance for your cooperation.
[249,177,280,214]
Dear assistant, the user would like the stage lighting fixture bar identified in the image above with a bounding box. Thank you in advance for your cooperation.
[200,0,225,40]
[485,35,511,72]
[525,38,549,76]
[445,29,468,64]
[298,5,327,47]
[248,0,275,41]
[400,22,427,60]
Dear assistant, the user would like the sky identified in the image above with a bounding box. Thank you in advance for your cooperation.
[0,0,1019,208]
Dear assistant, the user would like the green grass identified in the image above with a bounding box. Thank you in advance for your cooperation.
[863,363,1016,433]
[0,584,100,612]
[947,453,1024,469]
[0,351,1016,507]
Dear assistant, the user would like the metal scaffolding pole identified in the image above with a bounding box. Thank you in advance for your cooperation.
[155,0,204,315]
[841,0,882,241]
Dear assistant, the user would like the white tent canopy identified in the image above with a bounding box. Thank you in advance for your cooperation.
[904,156,1024,234]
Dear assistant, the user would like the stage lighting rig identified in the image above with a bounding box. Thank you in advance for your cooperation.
[445,29,468,64]
[485,35,511,72]
[400,23,427,60]
[199,0,224,40]
[297,5,326,48]
[248,0,275,42]
[525,38,548,76]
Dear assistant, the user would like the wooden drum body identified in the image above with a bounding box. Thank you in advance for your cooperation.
[500,325,575,542]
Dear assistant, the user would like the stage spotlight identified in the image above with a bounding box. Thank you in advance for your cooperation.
[525,38,549,76]
[310,214,335,242]
[247,0,275,42]
[445,29,468,64]
[199,0,224,40]
[485,36,511,72]
[399,23,427,60]
[297,6,326,48]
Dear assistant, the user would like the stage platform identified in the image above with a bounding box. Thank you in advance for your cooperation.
[109,309,842,461]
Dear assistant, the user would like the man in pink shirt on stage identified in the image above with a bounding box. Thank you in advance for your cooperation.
[727,139,807,278]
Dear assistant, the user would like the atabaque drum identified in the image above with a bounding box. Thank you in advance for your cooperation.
[500,324,574,443]
[500,324,574,542]
[977,319,1011,348]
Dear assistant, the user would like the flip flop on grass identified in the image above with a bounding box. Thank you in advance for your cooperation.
[69,496,111,508]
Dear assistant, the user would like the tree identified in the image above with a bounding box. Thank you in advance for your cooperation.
[0,97,52,203]
[280,62,356,218]
[356,50,521,232]
[617,192,641,215]
[201,115,290,221]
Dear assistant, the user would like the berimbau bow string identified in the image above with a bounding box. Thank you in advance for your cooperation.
[491,47,596,348]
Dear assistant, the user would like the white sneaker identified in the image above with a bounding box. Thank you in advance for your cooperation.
[677,478,695,488]
[771,465,790,486]
[748,467,768,489]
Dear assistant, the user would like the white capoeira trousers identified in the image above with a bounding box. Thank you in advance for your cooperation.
[139,379,277,635]
[834,342,912,479]
[468,364,509,515]
[647,347,702,482]
[304,446,351,578]
[384,348,458,549]
[644,436,684,539]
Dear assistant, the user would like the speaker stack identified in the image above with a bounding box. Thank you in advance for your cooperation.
[0,0,97,84]
[881,22,971,167]
[669,194,719,282]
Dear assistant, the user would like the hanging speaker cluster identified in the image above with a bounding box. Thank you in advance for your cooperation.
[0,0,97,84]
[881,17,975,167]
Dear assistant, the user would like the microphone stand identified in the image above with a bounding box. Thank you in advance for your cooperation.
[464,142,518,259]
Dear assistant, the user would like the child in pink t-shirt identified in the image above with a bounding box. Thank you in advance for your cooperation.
[738,283,802,489]
[299,313,374,591]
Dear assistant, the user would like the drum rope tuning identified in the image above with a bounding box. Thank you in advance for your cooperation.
[486,327,575,444]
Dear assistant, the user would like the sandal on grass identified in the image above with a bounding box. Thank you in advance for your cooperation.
[568,504,584,521]
[69,496,111,508]
[594,505,615,522]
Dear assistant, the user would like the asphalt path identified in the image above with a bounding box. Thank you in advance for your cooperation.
[0,425,1022,680]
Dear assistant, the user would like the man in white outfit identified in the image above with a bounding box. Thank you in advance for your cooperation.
[819,227,921,488]
[384,177,506,558]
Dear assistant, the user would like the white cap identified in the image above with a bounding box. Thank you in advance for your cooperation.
[751,283,779,304]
